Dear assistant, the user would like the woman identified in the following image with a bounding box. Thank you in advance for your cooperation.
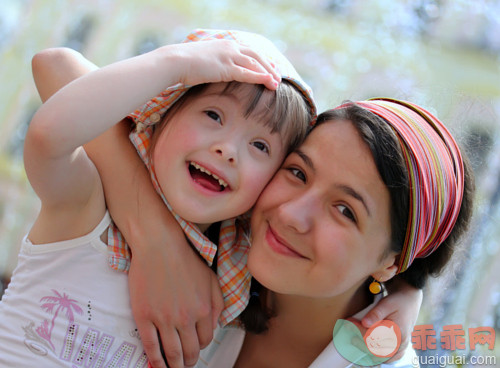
[30,40,471,367]
[222,100,474,367]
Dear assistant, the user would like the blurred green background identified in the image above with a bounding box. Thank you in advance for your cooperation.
[1,0,499,365]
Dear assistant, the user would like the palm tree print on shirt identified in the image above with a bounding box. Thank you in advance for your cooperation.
[36,289,83,349]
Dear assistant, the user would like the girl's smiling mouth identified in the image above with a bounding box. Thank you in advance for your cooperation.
[188,161,230,192]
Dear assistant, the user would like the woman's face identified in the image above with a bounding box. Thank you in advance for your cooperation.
[248,119,397,298]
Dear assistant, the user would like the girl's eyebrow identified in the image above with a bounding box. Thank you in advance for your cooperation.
[295,149,371,217]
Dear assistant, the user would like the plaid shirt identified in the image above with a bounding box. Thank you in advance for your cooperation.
[107,28,316,326]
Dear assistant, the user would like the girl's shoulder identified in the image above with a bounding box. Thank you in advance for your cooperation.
[27,184,107,246]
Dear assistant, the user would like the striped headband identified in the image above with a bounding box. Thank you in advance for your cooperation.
[340,98,465,273]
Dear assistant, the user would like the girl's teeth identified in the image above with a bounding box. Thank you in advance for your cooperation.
[190,162,228,188]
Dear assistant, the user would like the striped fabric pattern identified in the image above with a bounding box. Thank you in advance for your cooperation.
[353,98,465,273]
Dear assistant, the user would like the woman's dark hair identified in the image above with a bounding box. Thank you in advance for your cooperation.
[313,103,475,289]
[240,102,475,334]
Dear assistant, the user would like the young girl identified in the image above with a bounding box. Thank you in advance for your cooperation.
[0,30,314,367]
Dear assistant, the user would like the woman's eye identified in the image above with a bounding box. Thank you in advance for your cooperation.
[205,110,222,124]
[336,204,356,223]
[287,167,306,183]
[252,141,270,154]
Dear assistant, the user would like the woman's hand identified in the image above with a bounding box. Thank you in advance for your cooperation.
[360,278,422,361]
[124,207,224,368]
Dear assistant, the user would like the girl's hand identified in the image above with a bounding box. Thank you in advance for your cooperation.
[360,279,422,361]
[162,39,281,90]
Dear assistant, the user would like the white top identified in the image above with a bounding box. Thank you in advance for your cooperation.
[197,295,418,368]
[0,212,147,367]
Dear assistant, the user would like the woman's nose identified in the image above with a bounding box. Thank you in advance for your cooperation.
[277,193,316,234]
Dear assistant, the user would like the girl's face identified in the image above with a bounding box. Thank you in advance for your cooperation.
[248,119,398,298]
[152,83,287,230]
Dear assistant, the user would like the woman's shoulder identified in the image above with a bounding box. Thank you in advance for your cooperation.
[381,346,419,368]
[196,325,245,368]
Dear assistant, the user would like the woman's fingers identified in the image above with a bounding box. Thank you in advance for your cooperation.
[157,328,184,368]
[176,325,201,367]
[195,307,215,349]
[210,273,224,330]
[138,322,167,368]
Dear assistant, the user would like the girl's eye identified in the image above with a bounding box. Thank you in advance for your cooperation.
[287,167,306,183]
[205,110,222,124]
[252,141,270,154]
[336,204,356,223]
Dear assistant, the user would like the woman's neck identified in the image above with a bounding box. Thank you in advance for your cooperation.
[236,283,373,368]
[271,283,371,345]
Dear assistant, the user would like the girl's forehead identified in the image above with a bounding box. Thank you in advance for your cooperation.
[202,82,261,98]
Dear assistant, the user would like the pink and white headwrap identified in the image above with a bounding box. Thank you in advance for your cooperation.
[341,98,465,273]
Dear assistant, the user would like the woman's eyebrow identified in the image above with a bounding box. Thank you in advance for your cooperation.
[336,184,371,217]
[295,149,315,171]
[295,148,371,216]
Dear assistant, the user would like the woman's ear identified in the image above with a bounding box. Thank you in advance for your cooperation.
[373,254,398,282]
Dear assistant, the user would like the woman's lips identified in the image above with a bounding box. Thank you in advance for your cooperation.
[265,224,306,258]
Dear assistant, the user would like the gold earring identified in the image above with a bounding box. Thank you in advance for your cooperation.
[369,279,382,294]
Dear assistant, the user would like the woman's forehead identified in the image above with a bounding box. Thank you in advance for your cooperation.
[300,120,390,215]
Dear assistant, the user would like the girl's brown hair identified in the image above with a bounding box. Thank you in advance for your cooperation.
[148,80,313,158]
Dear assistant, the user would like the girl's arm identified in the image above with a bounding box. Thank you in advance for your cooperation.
[30,40,280,165]
[31,45,278,368]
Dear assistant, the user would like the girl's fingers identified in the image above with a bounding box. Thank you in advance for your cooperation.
[239,46,281,83]
[232,66,278,90]
[234,55,280,88]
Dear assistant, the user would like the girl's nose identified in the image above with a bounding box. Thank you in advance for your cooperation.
[277,193,316,234]
[212,141,238,164]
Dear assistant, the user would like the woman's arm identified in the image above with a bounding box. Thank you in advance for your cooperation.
[85,122,224,368]
[361,278,422,360]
